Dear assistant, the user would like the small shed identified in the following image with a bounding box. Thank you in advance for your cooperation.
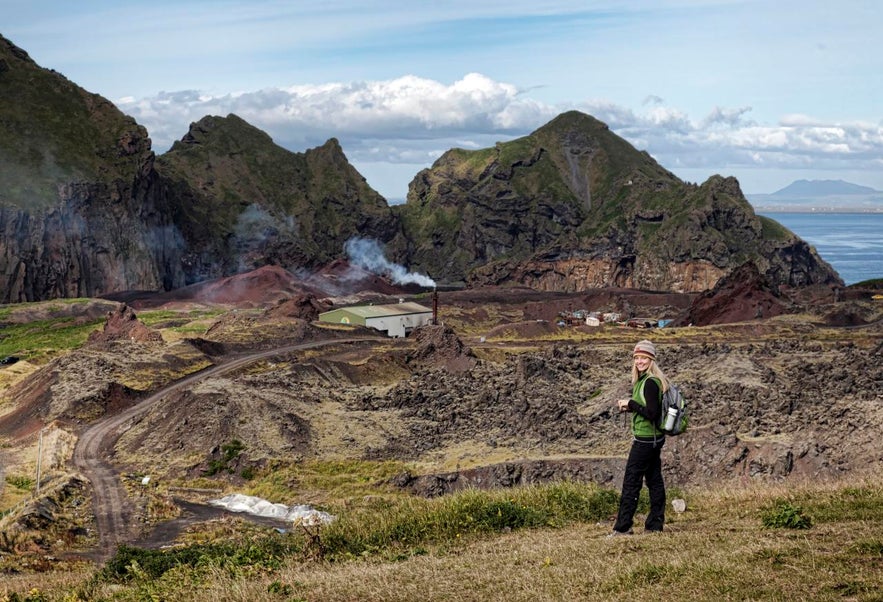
[318,301,434,338]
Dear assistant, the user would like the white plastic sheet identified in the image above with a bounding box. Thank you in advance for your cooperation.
[209,493,335,526]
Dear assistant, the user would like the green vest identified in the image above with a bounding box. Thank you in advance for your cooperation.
[631,374,663,437]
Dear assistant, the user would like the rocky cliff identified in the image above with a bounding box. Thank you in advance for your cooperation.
[154,115,401,284]
[0,35,842,301]
[0,36,184,302]
[394,112,841,292]
[0,35,400,301]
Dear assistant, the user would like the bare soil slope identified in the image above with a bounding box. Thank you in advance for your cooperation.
[1,265,881,564]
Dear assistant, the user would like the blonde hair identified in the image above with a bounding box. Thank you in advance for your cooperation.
[631,357,670,392]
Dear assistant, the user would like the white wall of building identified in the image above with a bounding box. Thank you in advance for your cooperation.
[366,312,433,338]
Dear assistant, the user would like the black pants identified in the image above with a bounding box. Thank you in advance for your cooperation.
[613,436,666,533]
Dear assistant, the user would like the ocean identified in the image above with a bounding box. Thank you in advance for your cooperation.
[759,212,883,285]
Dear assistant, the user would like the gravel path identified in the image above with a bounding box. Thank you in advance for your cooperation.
[70,338,381,560]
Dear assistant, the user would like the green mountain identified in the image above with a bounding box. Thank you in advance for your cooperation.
[394,111,839,292]
[154,114,400,282]
[0,34,842,301]
[0,34,400,300]
[0,35,178,302]
[0,37,150,210]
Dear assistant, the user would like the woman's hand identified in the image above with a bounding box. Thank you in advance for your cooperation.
[617,398,630,412]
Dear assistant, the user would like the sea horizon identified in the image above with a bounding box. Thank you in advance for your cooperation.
[759,211,883,286]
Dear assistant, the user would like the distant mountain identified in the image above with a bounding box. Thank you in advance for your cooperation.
[747,179,883,212]
[770,179,880,197]
[0,34,843,301]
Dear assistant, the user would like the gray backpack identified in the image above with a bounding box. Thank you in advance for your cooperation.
[657,383,688,436]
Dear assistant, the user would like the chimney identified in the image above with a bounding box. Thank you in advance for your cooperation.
[432,287,438,325]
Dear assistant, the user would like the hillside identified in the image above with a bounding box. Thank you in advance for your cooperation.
[0,37,150,210]
[395,112,841,292]
[0,276,881,595]
[0,34,401,300]
[0,35,178,303]
[1,34,843,302]
[155,115,402,283]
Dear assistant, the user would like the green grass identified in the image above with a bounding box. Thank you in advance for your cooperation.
[0,305,226,363]
[204,439,245,477]
[320,482,618,561]
[852,277,883,289]
[243,459,410,503]
[5,480,883,601]
[0,316,103,362]
[4,474,34,492]
[80,482,619,590]
[758,214,793,241]
[136,308,224,327]
[98,536,299,584]
[761,500,812,529]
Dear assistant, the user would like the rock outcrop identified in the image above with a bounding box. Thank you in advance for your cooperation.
[0,36,400,302]
[671,261,791,326]
[0,36,186,303]
[395,112,842,292]
[86,304,164,345]
[0,35,843,302]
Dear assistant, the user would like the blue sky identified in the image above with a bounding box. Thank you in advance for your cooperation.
[3,0,882,200]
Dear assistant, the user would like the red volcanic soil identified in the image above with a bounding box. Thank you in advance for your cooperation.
[97,260,865,327]
[672,262,790,327]
[102,263,420,310]
[310,258,426,296]
[87,305,163,345]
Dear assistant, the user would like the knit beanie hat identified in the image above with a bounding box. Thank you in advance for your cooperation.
[633,339,657,359]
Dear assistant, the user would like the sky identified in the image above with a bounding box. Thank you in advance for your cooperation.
[3,0,882,201]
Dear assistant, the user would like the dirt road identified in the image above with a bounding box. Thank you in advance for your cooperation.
[70,337,381,561]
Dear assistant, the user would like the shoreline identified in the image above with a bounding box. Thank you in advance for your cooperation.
[753,207,883,214]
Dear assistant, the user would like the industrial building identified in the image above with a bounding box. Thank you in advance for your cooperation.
[318,301,434,338]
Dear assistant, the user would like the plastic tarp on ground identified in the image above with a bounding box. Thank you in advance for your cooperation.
[209,493,335,526]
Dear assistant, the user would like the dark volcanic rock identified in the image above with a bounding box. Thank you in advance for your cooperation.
[266,293,332,321]
[405,324,477,372]
[1,34,841,301]
[395,457,624,497]
[395,112,842,293]
[672,261,791,326]
[87,304,164,345]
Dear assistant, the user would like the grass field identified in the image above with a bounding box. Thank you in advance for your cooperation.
[2,478,881,601]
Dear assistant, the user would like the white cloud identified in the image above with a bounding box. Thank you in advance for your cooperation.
[121,74,557,151]
[118,73,883,197]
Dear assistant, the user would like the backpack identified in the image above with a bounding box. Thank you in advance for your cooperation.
[657,382,688,436]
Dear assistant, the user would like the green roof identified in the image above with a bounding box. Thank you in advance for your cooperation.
[319,302,432,321]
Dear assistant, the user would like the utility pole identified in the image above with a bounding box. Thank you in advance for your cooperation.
[35,428,45,497]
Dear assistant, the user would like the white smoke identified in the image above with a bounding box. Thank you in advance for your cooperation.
[344,237,436,288]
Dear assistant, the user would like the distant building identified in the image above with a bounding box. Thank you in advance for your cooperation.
[318,301,434,338]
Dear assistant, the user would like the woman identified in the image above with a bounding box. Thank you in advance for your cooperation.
[610,339,669,535]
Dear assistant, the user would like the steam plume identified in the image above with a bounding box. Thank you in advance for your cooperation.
[344,237,436,287]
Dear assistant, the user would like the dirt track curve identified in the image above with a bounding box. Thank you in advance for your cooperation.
[71,337,381,561]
